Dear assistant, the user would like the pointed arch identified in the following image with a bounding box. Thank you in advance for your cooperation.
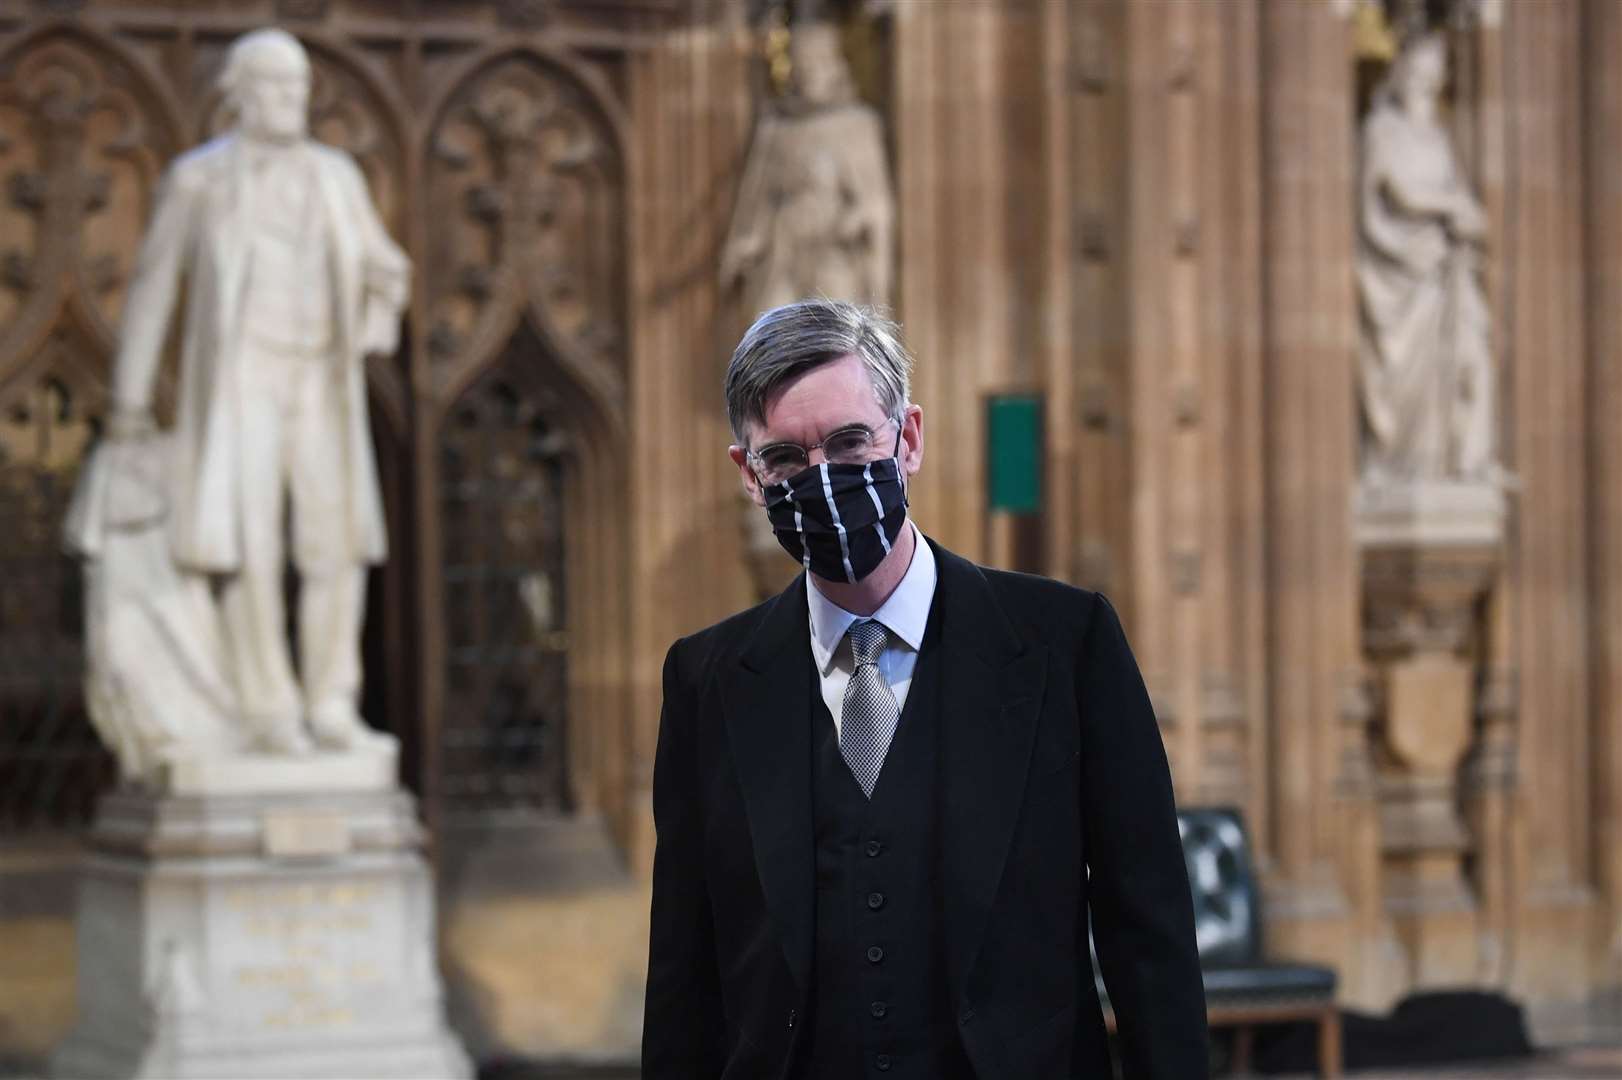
[0,22,187,377]
[422,44,629,440]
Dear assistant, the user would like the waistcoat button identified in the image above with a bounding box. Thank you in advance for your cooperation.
[867,891,885,910]
[876,1054,892,1071]
[865,839,883,857]
[866,945,884,963]
[870,1000,888,1018]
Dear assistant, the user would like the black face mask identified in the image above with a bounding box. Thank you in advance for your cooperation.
[764,458,909,584]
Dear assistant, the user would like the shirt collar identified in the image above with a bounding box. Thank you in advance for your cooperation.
[807,522,938,674]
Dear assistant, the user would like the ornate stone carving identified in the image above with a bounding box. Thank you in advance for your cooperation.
[1359,532,1499,987]
[0,28,182,349]
[1196,676,1251,807]
[426,52,624,406]
[498,0,551,28]
[1077,209,1111,262]
[276,0,331,19]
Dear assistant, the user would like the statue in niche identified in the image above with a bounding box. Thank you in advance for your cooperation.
[1357,31,1499,487]
[724,20,895,599]
[721,20,894,315]
[67,27,410,774]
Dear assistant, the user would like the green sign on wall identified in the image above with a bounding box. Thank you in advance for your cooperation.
[986,394,1043,514]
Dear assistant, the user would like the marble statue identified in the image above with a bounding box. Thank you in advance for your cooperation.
[1357,32,1498,486]
[721,20,895,315]
[53,34,470,1080]
[73,27,410,768]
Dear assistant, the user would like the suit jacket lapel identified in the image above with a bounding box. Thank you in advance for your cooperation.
[931,541,1049,1009]
[721,576,816,994]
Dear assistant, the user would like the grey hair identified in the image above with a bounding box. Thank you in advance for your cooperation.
[219,28,309,101]
[725,299,913,445]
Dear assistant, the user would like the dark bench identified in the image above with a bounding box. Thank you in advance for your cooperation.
[1095,807,1342,1077]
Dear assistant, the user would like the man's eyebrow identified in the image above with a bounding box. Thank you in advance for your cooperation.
[758,420,880,447]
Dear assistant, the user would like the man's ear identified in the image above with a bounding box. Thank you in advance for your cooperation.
[899,403,924,478]
[729,444,767,507]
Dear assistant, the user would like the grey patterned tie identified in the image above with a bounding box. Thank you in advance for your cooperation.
[840,619,900,798]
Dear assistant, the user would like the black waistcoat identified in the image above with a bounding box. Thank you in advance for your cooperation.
[800,612,975,1080]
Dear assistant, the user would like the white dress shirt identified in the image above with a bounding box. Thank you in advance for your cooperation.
[807,522,939,739]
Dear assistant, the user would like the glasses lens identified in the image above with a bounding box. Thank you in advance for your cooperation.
[756,446,807,483]
[822,428,878,463]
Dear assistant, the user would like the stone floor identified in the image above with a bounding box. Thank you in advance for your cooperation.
[1301,1048,1622,1078]
[4,1048,1618,1079]
[476,1049,1622,1079]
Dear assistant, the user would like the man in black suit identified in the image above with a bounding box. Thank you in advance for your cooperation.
[643,299,1208,1079]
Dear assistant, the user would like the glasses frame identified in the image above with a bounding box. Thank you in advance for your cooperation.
[746,414,904,487]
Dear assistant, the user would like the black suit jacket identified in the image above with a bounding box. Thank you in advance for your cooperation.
[643,538,1209,1079]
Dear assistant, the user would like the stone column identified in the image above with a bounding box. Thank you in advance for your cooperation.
[1583,0,1622,999]
[625,12,756,873]
[1498,0,1595,1018]
[1258,0,1365,992]
[1454,0,1520,995]
[1191,0,1269,819]
[1059,0,1267,804]
[893,0,1043,560]
[1065,0,1135,615]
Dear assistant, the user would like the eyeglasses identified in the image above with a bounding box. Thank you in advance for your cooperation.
[747,416,903,486]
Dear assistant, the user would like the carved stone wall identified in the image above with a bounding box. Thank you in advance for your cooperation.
[2,0,1621,1065]
[888,0,1619,1034]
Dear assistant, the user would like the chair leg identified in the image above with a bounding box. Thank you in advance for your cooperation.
[1231,1025,1254,1076]
[1318,1008,1342,1079]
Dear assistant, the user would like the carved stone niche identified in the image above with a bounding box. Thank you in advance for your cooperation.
[1357,480,1504,990]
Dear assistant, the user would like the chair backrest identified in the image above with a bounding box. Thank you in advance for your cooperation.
[1176,806,1262,967]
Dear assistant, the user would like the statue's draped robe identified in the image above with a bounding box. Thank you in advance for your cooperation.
[723,102,894,317]
[1357,107,1494,482]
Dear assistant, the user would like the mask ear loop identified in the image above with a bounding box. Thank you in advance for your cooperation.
[889,414,909,508]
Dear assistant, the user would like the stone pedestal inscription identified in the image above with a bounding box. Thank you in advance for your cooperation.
[52,788,471,1080]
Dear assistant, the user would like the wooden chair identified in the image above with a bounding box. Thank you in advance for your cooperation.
[1096,807,1342,1078]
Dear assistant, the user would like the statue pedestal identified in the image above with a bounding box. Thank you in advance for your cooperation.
[1357,481,1504,991]
[51,771,471,1079]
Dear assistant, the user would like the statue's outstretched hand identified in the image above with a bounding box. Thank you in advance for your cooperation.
[360,302,402,357]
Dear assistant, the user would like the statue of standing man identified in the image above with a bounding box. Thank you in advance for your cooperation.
[99,28,409,758]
